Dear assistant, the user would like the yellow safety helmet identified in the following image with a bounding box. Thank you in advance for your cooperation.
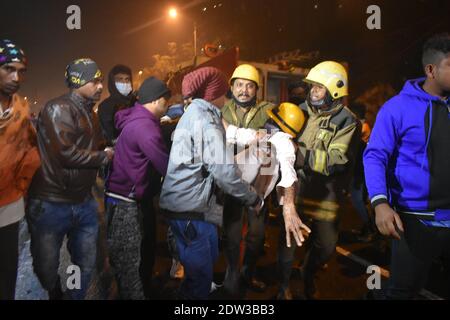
[303,61,348,99]
[266,102,306,138]
[229,64,261,87]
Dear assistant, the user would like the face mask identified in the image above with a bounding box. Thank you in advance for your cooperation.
[115,82,132,96]
[232,95,257,109]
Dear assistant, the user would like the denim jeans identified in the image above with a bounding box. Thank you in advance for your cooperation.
[26,197,99,300]
[169,219,219,300]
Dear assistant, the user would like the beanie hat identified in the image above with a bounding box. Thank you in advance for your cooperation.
[0,39,27,66]
[65,58,102,89]
[138,76,171,104]
[182,67,228,102]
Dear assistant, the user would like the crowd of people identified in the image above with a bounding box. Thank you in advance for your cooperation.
[0,32,449,300]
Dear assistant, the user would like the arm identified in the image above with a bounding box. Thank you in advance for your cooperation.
[223,118,262,147]
[281,185,311,247]
[40,103,109,169]
[363,104,404,239]
[297,121,359,176]
[137,128,169,176]
[203,119,258,207]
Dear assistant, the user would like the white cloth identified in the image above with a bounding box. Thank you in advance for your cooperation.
[0,197,25,228]
[232,127,298,205]
[268,132,298,189]
[235,143,279,200]
[226,124,259,147]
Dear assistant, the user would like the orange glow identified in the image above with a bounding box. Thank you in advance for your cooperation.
[168,8,177,19]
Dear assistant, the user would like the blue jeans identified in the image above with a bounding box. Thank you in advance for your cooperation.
[26,197,99,300]
[169,219,218,300]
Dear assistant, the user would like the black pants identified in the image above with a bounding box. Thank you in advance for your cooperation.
[0,221,19,300]
[277,216,339,290]
[386,214,450,299]
[222,195,267,293]
[140,196,157,299]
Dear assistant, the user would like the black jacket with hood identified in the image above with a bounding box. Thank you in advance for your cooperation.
[98,65,136,146]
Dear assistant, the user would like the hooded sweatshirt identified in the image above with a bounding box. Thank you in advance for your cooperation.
[364,77,450,221]
[98,65,136,145]
[106,103,169,200]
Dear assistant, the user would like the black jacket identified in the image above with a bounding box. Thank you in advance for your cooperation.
[98,67,136,145]
[29,92,108,203]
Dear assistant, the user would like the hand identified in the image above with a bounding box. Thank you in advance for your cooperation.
[282,204,311,247]
[374,203,404,240]
[250,195,264,216]
[104,147,114,161]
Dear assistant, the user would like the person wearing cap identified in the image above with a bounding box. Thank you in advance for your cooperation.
[104,76,171,299]
[98,64,136,146]
[293,61,360,299]
[27,58,113,300]
[220,64,274,295]
[159,66,263,300]
[0,39,40,300]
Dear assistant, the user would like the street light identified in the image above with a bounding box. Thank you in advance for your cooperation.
[168,8,177,19]
[167,7,197,58]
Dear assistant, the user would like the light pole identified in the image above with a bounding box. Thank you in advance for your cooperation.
[168,7,197,59]
[193,21,197,58]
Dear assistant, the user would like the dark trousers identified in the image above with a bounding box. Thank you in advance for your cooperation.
[105,199,145,300]
[386,214,450,299]
[277,217,339,290]
[139,196,157,298]
[0,221,19,300]
[222,195,267,293]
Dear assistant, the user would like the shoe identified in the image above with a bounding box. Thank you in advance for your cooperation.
[304,274,319,300]
[210,281,223,294]
[48,281,64,300]
[241,275,267,292]
[170,259,185,279]
[276,288,293,300]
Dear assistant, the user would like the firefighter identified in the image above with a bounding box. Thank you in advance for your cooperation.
[221,64,274,295]
[294,61,360,299]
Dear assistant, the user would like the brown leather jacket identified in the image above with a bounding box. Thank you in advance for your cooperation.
[29,92,108,203]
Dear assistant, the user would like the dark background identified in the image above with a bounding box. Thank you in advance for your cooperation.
[1,0,449,105]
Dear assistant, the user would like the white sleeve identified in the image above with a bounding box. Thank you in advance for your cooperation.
[226,124,258,147]
[269,132,298,189]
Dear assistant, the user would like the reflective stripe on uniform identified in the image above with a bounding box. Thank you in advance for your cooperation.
[313,149,327,173]
[329,143,348,153]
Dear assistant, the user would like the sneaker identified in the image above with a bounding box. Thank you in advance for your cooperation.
[210,281,223,293]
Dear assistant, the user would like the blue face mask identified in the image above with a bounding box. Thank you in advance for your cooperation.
[115,82,132,96]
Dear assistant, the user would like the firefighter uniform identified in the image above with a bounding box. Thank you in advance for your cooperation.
[283,61,360,298]
[221,64,274,295]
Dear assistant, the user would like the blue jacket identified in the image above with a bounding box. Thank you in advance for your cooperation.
[364,78,450,218]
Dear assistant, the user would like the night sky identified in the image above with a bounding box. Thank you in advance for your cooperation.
[1,0,449,108]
